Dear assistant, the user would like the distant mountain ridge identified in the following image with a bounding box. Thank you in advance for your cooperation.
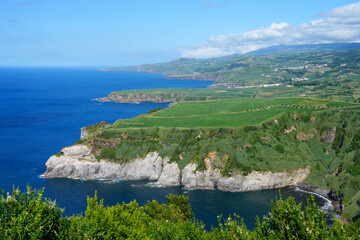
[100,43,360,72]
[246,42,360,56]
[99,42,360,87]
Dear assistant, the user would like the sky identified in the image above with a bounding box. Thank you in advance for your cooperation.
[1,0,360,67]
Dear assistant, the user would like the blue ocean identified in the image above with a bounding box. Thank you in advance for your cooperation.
[0,67,330,229]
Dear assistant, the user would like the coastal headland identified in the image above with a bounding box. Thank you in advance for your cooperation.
[44,97,360,221]
[44,144,310,192]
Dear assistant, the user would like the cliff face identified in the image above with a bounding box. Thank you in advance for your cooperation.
[216,168,310,192]
[182,163,220,190]
[44,145,310,192]
[151,160,181,187]
[181,162,310,192]
[44,145,163,181]
[80,127,89,139]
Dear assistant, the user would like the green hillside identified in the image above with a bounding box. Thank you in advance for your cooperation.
[100,47,360,87]
[77,98,360,221]
[100,47,360,103]
[246,43,360,56]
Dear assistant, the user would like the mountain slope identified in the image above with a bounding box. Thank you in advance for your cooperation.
[99,44,360,88]
[246,43,360,56]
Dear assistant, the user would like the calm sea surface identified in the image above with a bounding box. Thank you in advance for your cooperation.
[0,68,330,229]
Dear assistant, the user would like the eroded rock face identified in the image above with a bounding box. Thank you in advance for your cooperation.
[181,163,220,190]
[62,144,91,156]
[80,127,89,139]
[320,127,336,143]
[44,145,163,180]
[284,126,296,134]
[217,168,310,192]
[297,132,315,140]
[44,146,310,192]
[152,160,181,187]
[181,163,309,192]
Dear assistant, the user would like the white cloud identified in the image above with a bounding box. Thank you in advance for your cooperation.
[181,47,231,58]
[181,2,360,58]
[320,2,360,19]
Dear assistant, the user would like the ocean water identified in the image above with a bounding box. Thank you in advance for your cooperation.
[0,67,331,229]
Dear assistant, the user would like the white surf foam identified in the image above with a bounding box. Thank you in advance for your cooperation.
[294,187,334,211]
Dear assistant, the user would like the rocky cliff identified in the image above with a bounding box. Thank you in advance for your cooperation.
[80,127,89,139]
[44,145,310,192]
[44,145,163,180]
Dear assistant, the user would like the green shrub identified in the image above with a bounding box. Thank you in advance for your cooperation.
[254,195,328,239]
[332,127,345,153]
[0,186,65,239]
[275,144,285,153]
[55,151,64,157]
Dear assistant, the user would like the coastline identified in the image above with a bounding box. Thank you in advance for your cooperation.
[295,182,343,215]
[44,143,343,221]
[44,145,310,193]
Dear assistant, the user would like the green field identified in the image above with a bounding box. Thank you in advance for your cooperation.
[110,98,357,129]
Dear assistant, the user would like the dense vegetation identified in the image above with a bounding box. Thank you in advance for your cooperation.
[1,186,359,239]
[76,98,360,221]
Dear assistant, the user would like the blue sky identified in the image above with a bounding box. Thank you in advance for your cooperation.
[1,0,360,67]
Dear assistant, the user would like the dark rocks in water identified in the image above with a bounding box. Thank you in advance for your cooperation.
[297,182,343,213]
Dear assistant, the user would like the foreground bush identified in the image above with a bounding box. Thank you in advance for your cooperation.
[0,186,65,239]
[0,186,359,239]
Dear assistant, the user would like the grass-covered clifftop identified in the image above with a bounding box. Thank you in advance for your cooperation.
[76,98,360,221]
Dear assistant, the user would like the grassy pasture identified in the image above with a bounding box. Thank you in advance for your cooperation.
[111,98,358,129]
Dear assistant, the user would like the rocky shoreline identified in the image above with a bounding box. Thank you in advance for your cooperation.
[296,182,343,214]
[44,145,310,193]
[44,144,345,218]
